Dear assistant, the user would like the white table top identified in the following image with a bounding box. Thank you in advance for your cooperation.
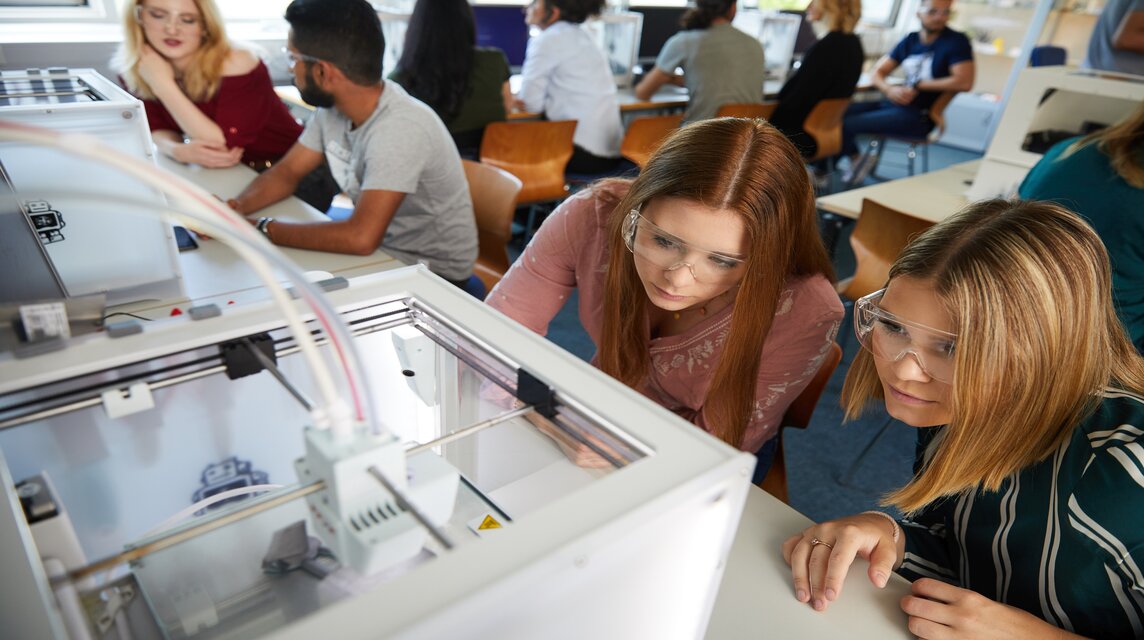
[109,158,402,318]
[816,160,981,223]
[705,486,912,638]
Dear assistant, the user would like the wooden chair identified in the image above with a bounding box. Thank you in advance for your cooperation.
[836,198,935,303]
[854,91,958,186]
[804,97,852,163]
[716,102,779,120]
[803,96,853,194]
[758,342,844,504]
[479,119,577,241]
[462,159,523,293]
[620,113,683,170]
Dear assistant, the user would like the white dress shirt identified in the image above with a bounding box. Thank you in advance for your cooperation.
[517,21,623,158]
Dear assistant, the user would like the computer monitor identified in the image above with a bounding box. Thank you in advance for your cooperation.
[781,10,818,57]
[631,6,687,61]
[473,4,531,68]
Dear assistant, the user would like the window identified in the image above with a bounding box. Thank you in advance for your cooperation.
[862,0,904,26]
[217,0,292,21]
[0,0,87,5]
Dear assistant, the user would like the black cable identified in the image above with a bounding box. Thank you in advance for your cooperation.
[102,311,153,322]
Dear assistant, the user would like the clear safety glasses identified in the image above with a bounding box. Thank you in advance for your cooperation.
[135,5,203,30]
[622,209,746,284]
[282,47,324,71]
[854,289,958,383]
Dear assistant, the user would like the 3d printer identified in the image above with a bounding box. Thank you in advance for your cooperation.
[0,123,754,639]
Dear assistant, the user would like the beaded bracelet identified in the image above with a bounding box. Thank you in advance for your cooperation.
[861,510,901,543]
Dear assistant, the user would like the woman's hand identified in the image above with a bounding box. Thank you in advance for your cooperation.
[782,513,903,612]
[174,139,244,168]
[902,579,1084,639]
[525,413,612,468]
[137,44,177,90]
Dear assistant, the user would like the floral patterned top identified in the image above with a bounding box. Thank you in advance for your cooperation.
[486,183,843,452]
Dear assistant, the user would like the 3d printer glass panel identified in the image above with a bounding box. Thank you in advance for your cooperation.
[0,293,650,639]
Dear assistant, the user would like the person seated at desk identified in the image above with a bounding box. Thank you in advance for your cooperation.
[1082,0,1144,75]
[514,0,623,174]
[839,0,974,180]
[112,0,338,213]
[487,118,843,479]
[769,0,864,160]
[634,0,765,123]
[389,0,513,159]
[225,0,478,288]
[1018,102,1144,354]
[784,199,1144,638]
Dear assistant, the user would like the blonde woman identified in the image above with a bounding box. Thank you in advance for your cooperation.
[770,0,864,160]
[113,0,337,211]
[1019,102,1144,354]
[783,199,1144,638]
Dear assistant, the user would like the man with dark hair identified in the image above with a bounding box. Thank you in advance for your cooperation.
[838,0,974,183]
[228,0,477,287]
[513,0,623,173]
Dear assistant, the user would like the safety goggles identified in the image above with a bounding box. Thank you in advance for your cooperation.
[622,209,746,284]
[854,289,958,383]
[136,5,202,30]
[282,47,324,71]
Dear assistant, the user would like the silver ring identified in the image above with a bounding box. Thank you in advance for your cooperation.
[810,537,834,550]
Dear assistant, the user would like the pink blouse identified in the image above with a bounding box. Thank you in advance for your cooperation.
[487,183,844,453]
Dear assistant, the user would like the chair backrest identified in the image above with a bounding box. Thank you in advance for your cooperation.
[716,102,779,120]
[837,198,934,302]
[479,120,577,205]
[1030,45,1067,67]
[462,159,523,293]
[802,97,851,162]
[758,341,843,503]
[927,90,957,139]
[619,113,683,169]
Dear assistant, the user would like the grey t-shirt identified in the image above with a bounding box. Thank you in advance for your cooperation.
[299,80,478,281]
[655,24,766,122]
[1083,0,1144,75]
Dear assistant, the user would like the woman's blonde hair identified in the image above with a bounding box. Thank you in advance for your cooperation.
[598,118,835,449]
[112,0,231,102]
[1065,101,1144,188]
[841,199,1144,514]
[817,0,862,33]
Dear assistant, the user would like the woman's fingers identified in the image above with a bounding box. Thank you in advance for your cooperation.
[787,532,814,603]
[867,537,899,588]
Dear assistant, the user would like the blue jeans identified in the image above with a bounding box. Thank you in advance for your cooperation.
[751,436,779,485]
[841,100,934,157]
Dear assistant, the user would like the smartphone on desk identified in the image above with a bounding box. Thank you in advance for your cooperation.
[173,225,199,252]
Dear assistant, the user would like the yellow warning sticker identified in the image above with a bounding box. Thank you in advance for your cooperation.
[478,514,502,530]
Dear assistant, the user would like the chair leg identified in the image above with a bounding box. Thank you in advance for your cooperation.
[905,143,917,177]
[865,137,889,183]
[834,415,895,486]
[922,143,929,173]
[817,212,850,260]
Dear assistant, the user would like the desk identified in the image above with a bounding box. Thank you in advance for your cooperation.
[706,486,912,638]
[815,160,980,223]
[507,79,786,121]
[109,158,402,318]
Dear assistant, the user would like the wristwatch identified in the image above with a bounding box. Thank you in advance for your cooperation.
[255,216,275,241]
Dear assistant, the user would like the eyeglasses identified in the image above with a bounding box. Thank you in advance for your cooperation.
[622,209,746,283]
[282,47,323,71]
[854,289,958,383]
[920,7,952,16]
[136,5,202,30]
